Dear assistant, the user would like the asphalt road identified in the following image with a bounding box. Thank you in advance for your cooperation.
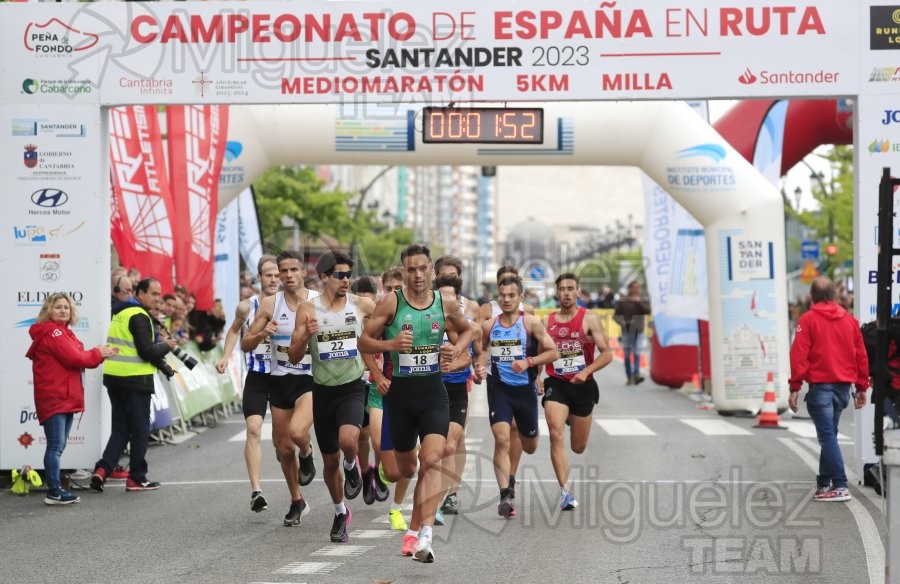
[0,364,886,584]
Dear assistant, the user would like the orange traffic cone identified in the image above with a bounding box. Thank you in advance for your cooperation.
[755,371,785,429]
[691,372,701,391]
[640,353,648,370]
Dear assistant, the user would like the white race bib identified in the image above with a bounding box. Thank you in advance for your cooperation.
[316,331,358,361]
[398,345,440,374]
[553,349,586,375]
[276,344,312,373]
[490,339,523,362]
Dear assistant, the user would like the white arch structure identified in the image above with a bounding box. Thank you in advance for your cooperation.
[223,102,789,414]
[0,1,890,471]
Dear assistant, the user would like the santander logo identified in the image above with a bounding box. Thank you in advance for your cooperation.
[738,68,758,85]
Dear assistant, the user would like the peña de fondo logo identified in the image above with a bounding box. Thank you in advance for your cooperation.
[31,188,68,208]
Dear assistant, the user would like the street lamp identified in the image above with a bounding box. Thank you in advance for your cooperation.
[349,165,395,256]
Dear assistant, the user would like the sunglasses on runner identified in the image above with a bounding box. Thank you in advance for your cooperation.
[330,271,352,280]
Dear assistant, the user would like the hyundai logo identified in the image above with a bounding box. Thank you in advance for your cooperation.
[31,188,68,208]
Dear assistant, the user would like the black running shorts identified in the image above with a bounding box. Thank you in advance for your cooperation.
[242,371,270,419]
[268,374,314,410]
[312,379,367,455]
[542,376,599,418]
[444,381,469,427]
[384,374,449,453]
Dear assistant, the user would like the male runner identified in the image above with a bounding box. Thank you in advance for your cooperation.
[215,255,281,512]
[289,251,379,543]
[370,268,414,548]
[541,273,612,510]
[349,276,384,506]
[359,244,472,563]
[242,251,318,526]
[432,269,482,518]
[477,265,534,503]
[475,275,558,519]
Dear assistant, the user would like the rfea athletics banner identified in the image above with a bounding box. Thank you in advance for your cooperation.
[167,105,229,311]
[109,106,176,292]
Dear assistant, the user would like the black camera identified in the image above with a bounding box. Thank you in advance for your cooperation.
[155,318,198,370]
[156,360,175,379]
[170,345,198,370]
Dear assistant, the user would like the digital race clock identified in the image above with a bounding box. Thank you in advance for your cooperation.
[422,107,544,144]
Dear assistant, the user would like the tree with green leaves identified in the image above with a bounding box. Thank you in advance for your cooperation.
[794,146,853,279]
[252,165,412,275]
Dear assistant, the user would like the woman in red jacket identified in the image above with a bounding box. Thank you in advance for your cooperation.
[26,293,117,505]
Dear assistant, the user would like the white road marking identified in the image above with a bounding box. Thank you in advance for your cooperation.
[779,437,884,584]
[538,419,549,436]
[680,419,753,436]
[274,562,342,575]
[780,420,850,441]
[594,419,656,436]
[309,545,375,557]
[348,529,396,539]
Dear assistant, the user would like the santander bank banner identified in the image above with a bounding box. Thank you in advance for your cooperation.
[0,1,861,105]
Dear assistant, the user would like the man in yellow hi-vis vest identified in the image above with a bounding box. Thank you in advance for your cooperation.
[91,278,176,493]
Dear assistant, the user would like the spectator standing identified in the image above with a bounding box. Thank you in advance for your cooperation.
[613,281,651,385]
[91,278,176,493]
[26,293,117,505]
[788,277,869,502]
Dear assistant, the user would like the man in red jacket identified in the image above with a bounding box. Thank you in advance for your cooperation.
[788,277,869,502]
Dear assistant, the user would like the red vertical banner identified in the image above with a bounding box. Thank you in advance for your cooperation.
[108,106,176,292]
[167,105,229,311]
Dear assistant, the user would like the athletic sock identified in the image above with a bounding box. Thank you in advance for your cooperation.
[390,502,402,512]
[420,525,433,540]
[500,487,510,499]
[343,457,357,471]
[334,501,347,515]
[406,529,419,538]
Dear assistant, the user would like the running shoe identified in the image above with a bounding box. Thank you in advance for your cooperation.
[109,465,129,479]
[389,509,408,531]
[378,461,395,485]
[44,488,80,505]
[435,508,445,526]
[90,467,107,493]
[373,468,390,502]
[125,478,161,491]
[441,493,459,515]
[414,533,435,563]
[814,487,851,502]
[283,498,311,526]
[362,466,376,505]
[560,491,578,511]
[330,507,352,543]
[813,483,832,499]
[344,457,362,500]
[250,491,268,513]
[298,450,317,486]
[401,534,417,556]
[498,493,514,519]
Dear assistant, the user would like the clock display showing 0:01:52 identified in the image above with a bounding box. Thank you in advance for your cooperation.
[422,107,544,144]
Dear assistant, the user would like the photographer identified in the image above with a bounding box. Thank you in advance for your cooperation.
[91,278,176,494]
